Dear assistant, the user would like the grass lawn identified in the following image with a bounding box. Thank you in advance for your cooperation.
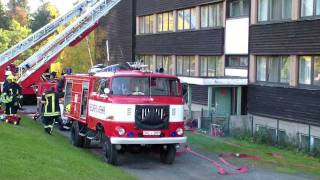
[0,116,135,180]
[186,131,320,177]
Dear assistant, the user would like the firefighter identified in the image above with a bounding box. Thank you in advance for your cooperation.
[3,75,21,116]
[41,87,61,134]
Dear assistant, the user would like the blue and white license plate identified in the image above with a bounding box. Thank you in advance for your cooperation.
[143,131,161,136]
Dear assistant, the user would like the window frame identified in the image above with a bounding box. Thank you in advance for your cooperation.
[298,55,320,87]
[257,0,292,23]
[256,56,290,84]
[177,7,197,31]
[176,56,196,77]
[300,0,320,18]
[200,3,223,29]
[137,54,154,71]
[157,11,174,33]
[200,56,218,77]
[156,55,173,74]
[139,14,154,34]
[227,0,250,18]
[226,55,249,69]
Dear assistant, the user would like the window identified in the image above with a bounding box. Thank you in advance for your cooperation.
[176,56,195,76]
[228,0,250,18]
[258,0,292,22]
[201,3,223,28]
[157,12,174,32]
[200,56,218,77]
[256,56,290,83]
[156,55,173,74]
[301,0,320,17]
[80,82,89,117]
[299,56,320,86]
[226,56,248,68]
[64,81,72,108]
[177,8,196,30]
[139,15,154,34]
[111,77,179,96]
[137,55,155,71]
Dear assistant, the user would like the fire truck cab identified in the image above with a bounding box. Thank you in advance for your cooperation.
[64,70,187,165]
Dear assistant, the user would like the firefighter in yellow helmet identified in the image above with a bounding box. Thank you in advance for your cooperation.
[3,75,21,116]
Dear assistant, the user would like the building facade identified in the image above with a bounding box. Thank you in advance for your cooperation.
[96,0,249,120]
[248,0,320,146]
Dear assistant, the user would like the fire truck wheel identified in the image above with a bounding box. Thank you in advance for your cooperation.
[102,136,118,165]
[160,144,176,164]
[70,121,84,147]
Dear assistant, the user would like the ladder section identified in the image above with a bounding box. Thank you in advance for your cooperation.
[18,0,121,84]
[0,0,95,67]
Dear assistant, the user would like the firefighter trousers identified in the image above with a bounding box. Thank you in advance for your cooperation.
[43,116,59,134]
[5,102,18,115]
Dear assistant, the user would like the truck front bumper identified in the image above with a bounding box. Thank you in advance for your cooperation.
[110,137,187,145]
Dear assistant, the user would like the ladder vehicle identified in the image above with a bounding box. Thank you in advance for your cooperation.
[64,70,187,165]
[0,0,121,96]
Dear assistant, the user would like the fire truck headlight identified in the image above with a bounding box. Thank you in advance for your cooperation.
[176,128,184,136]
[116,127,126,136]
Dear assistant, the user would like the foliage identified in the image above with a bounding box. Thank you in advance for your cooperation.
[0,19,31,53]
[0,1,10,29]
[0,116,135,180]
[57,32,96,73]
[6,0,29,26]
[30,2,59,32]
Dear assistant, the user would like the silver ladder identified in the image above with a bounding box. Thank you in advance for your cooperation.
[0,0,95,67]
[18,0,121,83]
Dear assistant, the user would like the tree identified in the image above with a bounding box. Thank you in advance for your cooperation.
[30,2,59,32]
[7,0,29,26]
[0,1,10,29]
[0,19,31,60]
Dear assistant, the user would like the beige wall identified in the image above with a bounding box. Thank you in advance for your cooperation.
[195,55,200,76]
[289,55,299,87]
[292,0,300,20]
[172,55,177,75]
[136,17,140,35]
[250,0,258,24]
[249,55,256,83]
[216,55,225,76]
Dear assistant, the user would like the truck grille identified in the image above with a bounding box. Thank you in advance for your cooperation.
[135,105,170,130]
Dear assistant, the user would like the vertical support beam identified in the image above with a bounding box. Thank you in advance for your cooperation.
[172,55,177,75]
[292,0,300,20]
[153,14,157,34]
[151,55,156,72]
[187,84,192,118]
[173,10,177,32]
[236,86,242,115]
[136,16,140,35]
[222,0,227,27]
[249,55,256,83]
[250,0,258,25]
[208,86,213,112]
[289,55,299,87]
[216,55,225,76]
[195,6,201,30]
[195,55,200,77]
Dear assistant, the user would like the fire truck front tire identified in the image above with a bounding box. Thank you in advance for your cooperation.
[102,136,118,165]
[160,144,176,164]
[70,121,84,147]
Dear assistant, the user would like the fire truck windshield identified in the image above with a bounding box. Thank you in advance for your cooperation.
[111,77,179,96]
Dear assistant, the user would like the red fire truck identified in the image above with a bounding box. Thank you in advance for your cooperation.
[64,70,187,165]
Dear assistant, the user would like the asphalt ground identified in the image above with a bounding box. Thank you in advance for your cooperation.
[21,106,315,180]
